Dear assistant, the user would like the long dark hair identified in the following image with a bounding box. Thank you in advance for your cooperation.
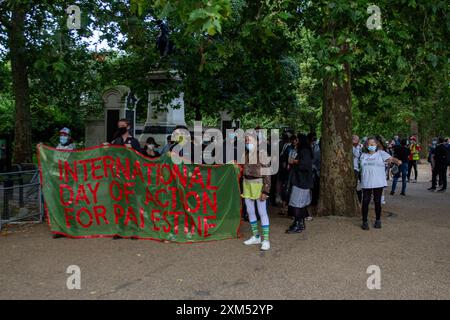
[296,133,313,158]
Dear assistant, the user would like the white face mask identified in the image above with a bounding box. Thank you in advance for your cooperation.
[245,143,255,152]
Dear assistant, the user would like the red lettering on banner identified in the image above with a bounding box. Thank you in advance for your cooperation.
[188,166,205,189]
[116,158,131,180]
[124,206,138,226]
[109,181,122,201]
[143,163,156,185]
[87,182,100,204]
[184,213,202,236]
[78,159,89,182]
[139,207,145,229]
[113,204,125,224]
[93,205,109,225]
[159,164,173,185]
[155,189,169,208]
[103,156,115,178]
[144,187,156,206]
[64,161,78,183]
[184,191,201,213]
[168,187,178,210]
[75,184,90,205]
[169,211,184,235]
[132,160,145,182]
[123,182,135,204]
[172,164,187,187]
[76,208,93,228]
[150,209,161,231]
[206,168,218,190]
[202,192,217,214]
[59,184,74,206]
[162,211,171,233]
[64,207,74,228]
[90,157,104,180]
[203,216,216,238]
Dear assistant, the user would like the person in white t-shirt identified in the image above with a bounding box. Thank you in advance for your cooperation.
[359,137,402,230]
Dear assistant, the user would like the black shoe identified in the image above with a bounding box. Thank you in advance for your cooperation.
[361,222,369,230]
[374,220,382,229]
[437,188,446,192]
[52,233,65,239]
[299,218,306,231]
[428,187,436,191]
[112,235,122,240]
[286,220,303,234]
[400,192,406,196]
[390,191,395,195]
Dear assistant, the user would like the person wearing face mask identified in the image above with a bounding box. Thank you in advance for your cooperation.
[56,127,75,150]
[143,137,161,158]
[285,134,313,234]
[53,127,75,238]
[359,137,402,230]
[110,119,142,153]
[241,133,271,251]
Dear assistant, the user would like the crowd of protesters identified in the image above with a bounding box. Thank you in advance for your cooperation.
[53,121,449,248]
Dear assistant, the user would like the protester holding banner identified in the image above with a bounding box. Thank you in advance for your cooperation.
[241,133,271,251]
[56,127,75,151]
[111,119,142,152]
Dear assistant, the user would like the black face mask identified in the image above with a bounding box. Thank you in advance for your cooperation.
[117,127,128,135]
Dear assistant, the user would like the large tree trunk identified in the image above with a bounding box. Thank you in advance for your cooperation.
[8,5,32,164]
[317,62,359,217]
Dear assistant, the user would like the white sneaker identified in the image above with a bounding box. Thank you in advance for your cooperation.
[261,240,270,251]
[381,195,386,204]
[244,236,261,245]
[305,216,313,221]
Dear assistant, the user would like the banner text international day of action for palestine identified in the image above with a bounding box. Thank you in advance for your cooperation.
[38,144,242,242]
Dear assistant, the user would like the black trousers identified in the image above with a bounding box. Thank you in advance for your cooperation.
[361,188,383,222]
[408,160,418,180]
[355,170,362,202]
[432,165,447,190]
[288,206,308,220]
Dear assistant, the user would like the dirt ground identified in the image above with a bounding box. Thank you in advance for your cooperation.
[0,163,449,300]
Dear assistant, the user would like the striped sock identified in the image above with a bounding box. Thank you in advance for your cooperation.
[250,221,260,237]
[262,225,270,241]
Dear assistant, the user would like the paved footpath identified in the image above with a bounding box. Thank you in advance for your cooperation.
[0,164,449,299]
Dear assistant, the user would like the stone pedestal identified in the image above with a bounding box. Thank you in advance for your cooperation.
[138,70,186,146]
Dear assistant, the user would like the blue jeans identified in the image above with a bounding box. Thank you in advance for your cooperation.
[391,163,408,194]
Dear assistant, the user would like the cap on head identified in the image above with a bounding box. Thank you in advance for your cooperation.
[59,127,71,135]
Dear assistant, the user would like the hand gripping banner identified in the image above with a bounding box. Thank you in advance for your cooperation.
[38,144,242,242]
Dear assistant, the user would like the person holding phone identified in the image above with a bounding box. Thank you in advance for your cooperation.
[143,137,161,158]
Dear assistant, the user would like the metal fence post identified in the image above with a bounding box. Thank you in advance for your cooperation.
[2,179,13,220]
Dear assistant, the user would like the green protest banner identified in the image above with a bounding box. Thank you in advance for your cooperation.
[37,144,242,242]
